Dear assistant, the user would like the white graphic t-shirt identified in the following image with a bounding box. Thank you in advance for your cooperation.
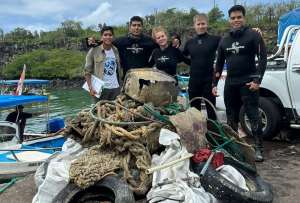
[103,49,119,89]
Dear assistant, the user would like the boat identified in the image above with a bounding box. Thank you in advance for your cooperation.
[0,95,65,180]
[0,79,49,95]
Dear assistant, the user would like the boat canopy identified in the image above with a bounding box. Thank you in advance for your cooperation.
[0,79,49,86]
[0,95,48,108]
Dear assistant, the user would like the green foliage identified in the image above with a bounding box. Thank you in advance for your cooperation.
[245,1,300,28]
[208,6,229,35]
[60,20,83,37]
[3,49,85,79]
[208,6,224,24]
[144,8,199,36]
[113,25,128,37]
[1,0,299,75]
[4,27,34,43]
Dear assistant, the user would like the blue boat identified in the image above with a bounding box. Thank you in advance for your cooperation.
[0,79,49,95]
[0,95,65,180]
[0,79,49,86]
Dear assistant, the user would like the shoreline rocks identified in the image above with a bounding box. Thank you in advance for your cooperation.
[48,78,84,89]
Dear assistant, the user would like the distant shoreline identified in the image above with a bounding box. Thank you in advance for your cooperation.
[48,78,84,89]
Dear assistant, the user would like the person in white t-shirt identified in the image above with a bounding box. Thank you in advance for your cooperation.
[84,26,123,102]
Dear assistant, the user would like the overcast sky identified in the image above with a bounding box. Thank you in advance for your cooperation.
[0,0,287,33]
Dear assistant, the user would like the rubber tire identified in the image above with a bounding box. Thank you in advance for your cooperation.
[239,97,281,140]
[54,176,135,203]
[223,155,257,175]
[192,163,273,203]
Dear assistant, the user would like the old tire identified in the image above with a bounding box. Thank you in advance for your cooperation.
[239,97,281,140]
[54,176,135,203]
[192,163,273,203]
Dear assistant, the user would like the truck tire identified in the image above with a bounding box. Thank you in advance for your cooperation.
[192,163,273,203]
[53,176,135,203]
[239,97,281,140]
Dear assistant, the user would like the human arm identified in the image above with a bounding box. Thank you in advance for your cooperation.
[212,41,226,96]
[21,112,33,119]
[84,49,97,96]
[148,50,156,67]
[247,33,267,91]
[213,43,225,87]
[254,33,267,84]
[181,41,192,65]
[84,73,97,96]
[176,48,191,65]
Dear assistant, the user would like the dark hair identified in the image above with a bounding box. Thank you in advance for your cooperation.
[100,26,114,35]
[130,16,143,25]
[16,105,24,110]
[228,5,246,17]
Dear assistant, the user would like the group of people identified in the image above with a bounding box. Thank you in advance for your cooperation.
[83,5,267,162]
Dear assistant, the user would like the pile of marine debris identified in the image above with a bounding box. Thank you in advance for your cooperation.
[33,69,273,203]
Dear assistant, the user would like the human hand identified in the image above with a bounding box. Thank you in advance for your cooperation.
[89,88,97,96]
[252,28,262,36]
[246,81,260,91]
[212,86,219,97]
[88,37,96,46]
[172,38,180,48]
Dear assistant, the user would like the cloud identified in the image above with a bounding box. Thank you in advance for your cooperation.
[78,2,113,27]
[0,0,286,33]
[0,0,68,17]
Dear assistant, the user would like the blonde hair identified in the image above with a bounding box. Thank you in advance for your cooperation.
[193,13,208,24]
[152,26,168,39]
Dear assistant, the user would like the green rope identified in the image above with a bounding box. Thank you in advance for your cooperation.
[163,103,182,115]
[207,119,228,140]
[206,132,221,147]
[214,137,235,151]
[143,104,171,124]
[0,178,18,194]
[206,119,245,162]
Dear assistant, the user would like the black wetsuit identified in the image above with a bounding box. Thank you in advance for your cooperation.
[6,111,32,142]
[114,34,157,76]
[183,33,221,120]
[214,26,267,148]
[149,45,190,76]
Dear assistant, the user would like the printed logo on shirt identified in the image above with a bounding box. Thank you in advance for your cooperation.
[157,56,169,63]
[226,42,245,54]
[197,39,202,45]
[126,43,144,54]
[104,57,116,76]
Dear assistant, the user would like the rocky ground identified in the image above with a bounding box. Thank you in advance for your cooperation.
[1,129,300,203]
[256,139,300,203]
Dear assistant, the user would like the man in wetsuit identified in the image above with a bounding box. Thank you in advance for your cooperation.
[114,16,157,77]
[183,14,221,120]
[6,105,32,142]
[212,5,267,162]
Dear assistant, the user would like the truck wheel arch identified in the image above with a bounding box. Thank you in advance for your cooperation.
[259,88,284,109]
[239,88,284,140]
[239,97,282,140]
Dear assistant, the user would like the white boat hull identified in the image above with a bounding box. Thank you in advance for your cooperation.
[0,135,64,180]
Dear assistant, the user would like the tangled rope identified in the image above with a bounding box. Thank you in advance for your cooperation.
[65,94,169,195]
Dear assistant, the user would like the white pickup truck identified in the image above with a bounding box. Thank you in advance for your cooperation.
[216,25,300,139]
